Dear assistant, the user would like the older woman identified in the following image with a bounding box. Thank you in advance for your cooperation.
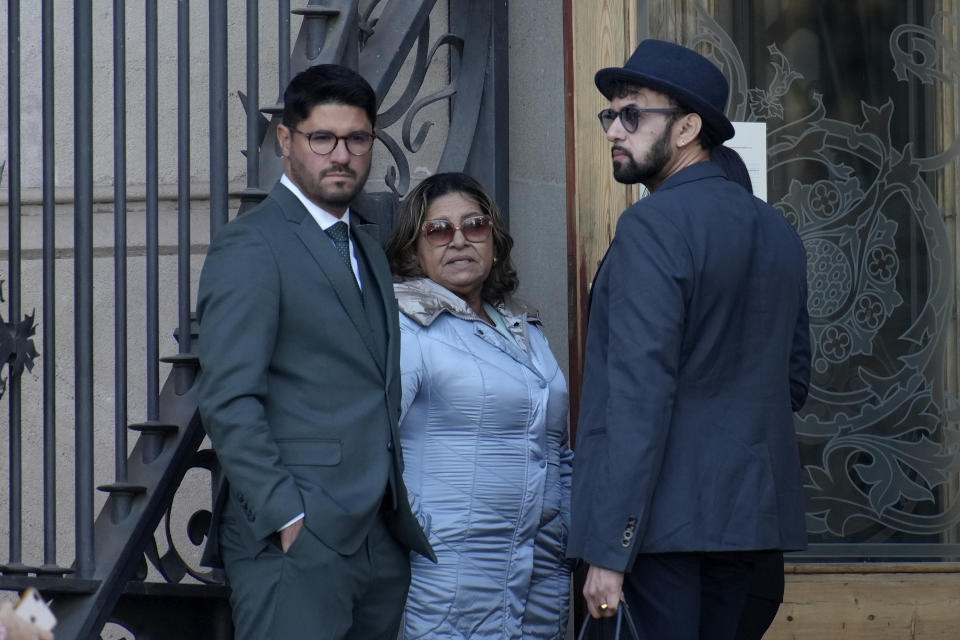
[385,172,572,639]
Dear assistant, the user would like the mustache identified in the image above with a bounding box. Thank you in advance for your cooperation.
[319,164,356,178]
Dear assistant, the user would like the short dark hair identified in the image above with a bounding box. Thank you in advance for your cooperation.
[607,80,719,151]
[282,64,377,130]
[385,172,519,303]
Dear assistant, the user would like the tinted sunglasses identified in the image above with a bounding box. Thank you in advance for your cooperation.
[597,106,680,133]
[421,215,493,246]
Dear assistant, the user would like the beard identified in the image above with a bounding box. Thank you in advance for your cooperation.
[612,121,674,185]
[288,154,371,211]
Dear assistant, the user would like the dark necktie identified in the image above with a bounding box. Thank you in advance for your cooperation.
[325,221,352,271]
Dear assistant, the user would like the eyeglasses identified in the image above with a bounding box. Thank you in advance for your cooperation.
[292,128,375,156]
[420,215,493,246]
[597,106,680,133]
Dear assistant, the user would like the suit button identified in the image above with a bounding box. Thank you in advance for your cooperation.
[621,516,637,548]
[387,441,394,451]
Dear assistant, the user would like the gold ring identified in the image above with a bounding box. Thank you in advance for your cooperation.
[599,603,609,611]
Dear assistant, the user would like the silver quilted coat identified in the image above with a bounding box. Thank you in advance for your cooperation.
[395,278,573,639]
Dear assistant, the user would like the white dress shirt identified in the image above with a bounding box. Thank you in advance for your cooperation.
[276,175,364,533]
[280,173,362,288]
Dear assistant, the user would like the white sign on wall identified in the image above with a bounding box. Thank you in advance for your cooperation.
[728,121,768,203]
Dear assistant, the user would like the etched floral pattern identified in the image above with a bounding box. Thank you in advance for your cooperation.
[674,4,960,551]
[805,239,853,320]
[746,45,800,121]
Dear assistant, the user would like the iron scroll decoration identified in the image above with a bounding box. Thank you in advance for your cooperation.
[249,0,489,207]
[1,137,39,387]
[0,279,39,400]
[141,450,224,586]
[681,4,960,544]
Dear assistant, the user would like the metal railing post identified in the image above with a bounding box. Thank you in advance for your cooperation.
[210,0,229,235]
[279,0,291,94]
[178,0,192,358]
[246,0,260,194]
[6,0,24,573]
[146,0,160,422]
[113,0,129,487]
[40,0,58,571]
[73,0,95,579]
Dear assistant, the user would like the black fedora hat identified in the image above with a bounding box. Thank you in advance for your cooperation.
[595,39,734,142]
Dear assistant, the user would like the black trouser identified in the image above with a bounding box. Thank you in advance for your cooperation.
[595,551,775,640]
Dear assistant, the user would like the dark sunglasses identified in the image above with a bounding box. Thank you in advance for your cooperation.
[421,215,493,246]
[597,106,680,133]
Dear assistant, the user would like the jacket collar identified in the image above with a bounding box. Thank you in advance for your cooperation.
[267,181,375,226]
[656,160,726,192]
[394,278,540,329]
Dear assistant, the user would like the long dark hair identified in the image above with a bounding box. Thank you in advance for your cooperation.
[385,172,519,303]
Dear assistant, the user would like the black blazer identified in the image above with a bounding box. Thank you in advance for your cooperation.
[569,162,810,572]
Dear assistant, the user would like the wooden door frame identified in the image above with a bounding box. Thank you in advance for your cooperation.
[563,0,642,440]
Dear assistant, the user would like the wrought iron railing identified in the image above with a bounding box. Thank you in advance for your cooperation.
[1,1,506,637]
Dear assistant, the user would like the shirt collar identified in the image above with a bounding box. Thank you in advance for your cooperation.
[280,173,352,231]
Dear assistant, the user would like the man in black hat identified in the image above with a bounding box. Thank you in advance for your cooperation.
[568,39,811,639]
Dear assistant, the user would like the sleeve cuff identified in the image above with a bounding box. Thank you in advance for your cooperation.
[278,512,305,532]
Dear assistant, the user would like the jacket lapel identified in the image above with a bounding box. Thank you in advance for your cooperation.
[272,186,382,367]
[353,226,395,383]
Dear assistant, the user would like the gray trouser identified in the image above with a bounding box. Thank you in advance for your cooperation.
[220,512,411,640]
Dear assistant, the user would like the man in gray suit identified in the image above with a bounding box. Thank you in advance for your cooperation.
[197,64,434,640]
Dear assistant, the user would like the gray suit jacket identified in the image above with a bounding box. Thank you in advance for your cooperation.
[197,182,434,566]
